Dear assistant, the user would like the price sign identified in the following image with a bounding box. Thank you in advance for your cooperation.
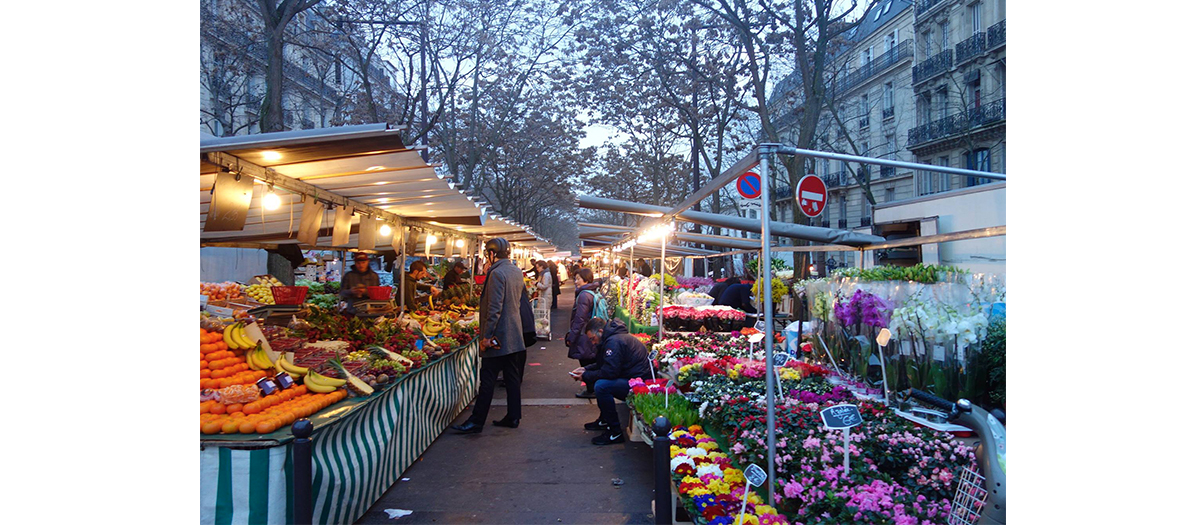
[820,404,864,430]
[772,352,789,367]
[743,464,767,487]
[649,349,659,362]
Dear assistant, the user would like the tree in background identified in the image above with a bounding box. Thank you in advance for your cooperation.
[256,0,325,132]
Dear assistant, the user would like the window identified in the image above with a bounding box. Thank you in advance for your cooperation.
[918,91,932,125]
[964,148,991,186]
[938,156,951,192]
[941,21,951,51]
[335,59,342,84]
[923,30,934,58]
[885,187,895,202]
[971,2,983,34]
[861,47,873,67]
[861,193,871,218]
[872,6,882,21]
[968,76,982,108]
[859,95,870,129]
[885,32,896,51]
[840,195,848,220]
[884,134,896,160]
[936,86,949,119]
[882,1,893,15]
[883,82,894,111]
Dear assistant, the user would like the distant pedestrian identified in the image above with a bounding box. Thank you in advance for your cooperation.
[534,260,552,310]
[452,238,526,434]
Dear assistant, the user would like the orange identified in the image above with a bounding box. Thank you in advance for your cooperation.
[243,403,261,415]
[200,401,211,414]
[221,420,240,434]
[209,402,226,415]
[239,421,257,434]
[256,420,276,434]
[210,369,225,379]
[201,420,223,434]
[230,411,245,418]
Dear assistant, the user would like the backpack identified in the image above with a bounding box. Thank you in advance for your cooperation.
[581,290,610,322]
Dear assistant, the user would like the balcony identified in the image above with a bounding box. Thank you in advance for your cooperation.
[912,49,953,85]
[915,0,944,18]
[823,172,846,188]
[987,20,1005,50]
[956,33,988,65]
[822,220,831,228]
[858,115,870,129]
[860,217,872,227]
[838,219,848,228]
[775,186,792,199]
[907,97,1005,148]
[880,166,896,179]
[832,40,912,96]
[882,106,895,120]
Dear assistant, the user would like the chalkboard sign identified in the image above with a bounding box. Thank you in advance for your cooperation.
[772,352,789,367]
[743,464,767,487]
[649,349,659,362]
[820,404,864,430]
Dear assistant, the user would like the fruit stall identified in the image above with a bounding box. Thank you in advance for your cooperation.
[199,125,557,525]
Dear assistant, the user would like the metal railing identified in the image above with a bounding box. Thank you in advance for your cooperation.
[775,186,792,199]
[988,20,1005,50]
[882,106,895,120]
[832,41,912,96]
[859,115,870,129]
[956,33,988,65]
[913,49,953,85]
[915,0,945,17]
[823,172,846,188]
[860,217,872,227]
[907,97,1005,147]
[838,218,848,228]
[880,166,896,178]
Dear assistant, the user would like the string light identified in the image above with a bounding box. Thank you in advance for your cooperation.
[425,234,437,246]
[379,222,392,236]
[454,239,465,248]
[262,186,280,211]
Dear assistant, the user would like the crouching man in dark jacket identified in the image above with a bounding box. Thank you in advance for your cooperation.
[571,317,654,445]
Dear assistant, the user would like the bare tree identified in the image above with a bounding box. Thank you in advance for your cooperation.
[256,0,325,132]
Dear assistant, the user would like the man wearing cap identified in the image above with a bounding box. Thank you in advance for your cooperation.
[401,260,441,312]
[452,237,526,433]
[442,260,470,290]
[339,253,381,315]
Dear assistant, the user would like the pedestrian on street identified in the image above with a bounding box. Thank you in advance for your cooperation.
[452,238,526,434]
[566,268,601,399]
[572,317,655,445]
[534,260,552,310]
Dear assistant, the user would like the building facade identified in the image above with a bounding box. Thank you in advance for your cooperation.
[908,0,1006,193]
[200,0,404,137]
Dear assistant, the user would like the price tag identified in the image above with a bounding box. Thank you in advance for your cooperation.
[255,377,279,396]
[772,352,789,367]
[820,404,864,430]
[749,333,765,345]
[649,349,659,362]
[275,372,295,390]
[743,464,767,487]
[901,340,913,356]
[932,345,946,362]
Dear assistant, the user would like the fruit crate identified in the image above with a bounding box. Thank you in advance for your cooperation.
[367,286,393,301]
[272,286,309,305]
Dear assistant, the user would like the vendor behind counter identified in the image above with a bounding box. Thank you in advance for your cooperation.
[339,253,380,314]
[400,260,441,311]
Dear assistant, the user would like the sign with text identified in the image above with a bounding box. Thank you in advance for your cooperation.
[742,464,767,487]
[205,171,254,232]
[772,352,789,367]
[820,404,864,430]
[795,174,828,218]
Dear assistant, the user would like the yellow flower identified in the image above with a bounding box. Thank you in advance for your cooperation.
[681,476,701,485]
[754,505,777,516]
[735,514,758,525]
[670,445,684,457]
[706,479,731,494]
[779,367,801,382]
[688,487,712,497]
[687,425,704,434]
[707,451,726,460]
[746,494,763,506]
[700,442,720,451]
[727,369,739,379]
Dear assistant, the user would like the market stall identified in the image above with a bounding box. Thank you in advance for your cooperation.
[199,124,554,524]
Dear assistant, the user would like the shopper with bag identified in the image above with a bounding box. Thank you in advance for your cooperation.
[533,260,552,310]
[452,238,526,434]
[565,268,605,399]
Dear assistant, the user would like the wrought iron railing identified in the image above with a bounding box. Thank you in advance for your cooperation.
[832,41,912,96]
[823,172,846,188]
[859,115,870,129]
[912,49,953,85]
[956,33,988,65]
[987,20,1005,50]
[838,219,848,228]
[860,217,872,227]
[880,166,896,178]
[907,97,1005,147]
[822,220,831,228]
[882,106,895,120]
[915,0,945,18]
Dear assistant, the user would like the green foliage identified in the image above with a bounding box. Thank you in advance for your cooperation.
[629,393,700,428]
[979,317,1006,409]
[307,293,340,309]
[296,279,326,294]
[832,263,966,283]
[745,256,789,277]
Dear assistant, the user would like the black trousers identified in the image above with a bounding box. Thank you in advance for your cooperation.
[470,351,526,425]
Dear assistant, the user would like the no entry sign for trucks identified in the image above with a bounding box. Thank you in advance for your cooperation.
[795,174,828,218]
[736,171,761,199]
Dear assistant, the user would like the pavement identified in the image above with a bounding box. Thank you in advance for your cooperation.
[356,281,657,525]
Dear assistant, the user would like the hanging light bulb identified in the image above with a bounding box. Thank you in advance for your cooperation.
[262,187,280,211]
[379,222,392,236]
[454,239,465,248]
[425,234,437,246]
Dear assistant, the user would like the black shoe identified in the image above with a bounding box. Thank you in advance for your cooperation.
[492,417,520,428]
[575,389,596,399]
[591,428,625,445]
[584,419,609,430]
[451,421,483,434]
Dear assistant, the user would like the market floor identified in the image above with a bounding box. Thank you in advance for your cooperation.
[356,281,657,525]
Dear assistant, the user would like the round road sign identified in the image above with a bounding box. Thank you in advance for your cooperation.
[736,171,761,199]
[795,174,828,218]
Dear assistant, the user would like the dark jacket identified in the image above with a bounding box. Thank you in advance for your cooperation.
[707,281,730,301]
[479,258,526,357]
[582,319,654,384]
[717,283,756,313]
[442,268,467,290]
[340,265,381,313]
[639,261,653,277]
[399,273,436,311]
[551,266,561,299]
[566,281,601,360]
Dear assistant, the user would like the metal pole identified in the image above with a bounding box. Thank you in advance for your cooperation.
[292,419,314,524]
[758,145,777,495]
[398,227,407,312]
[629,245,634,318]
[658,234,666,340]
[653,416,672,525]
[420,20,428,162]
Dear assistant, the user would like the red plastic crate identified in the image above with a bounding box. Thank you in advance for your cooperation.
[271,286,308,305]
[367,286,393,300]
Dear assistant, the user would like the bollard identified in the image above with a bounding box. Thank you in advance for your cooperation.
[653,416,672,525]
[292,418,314,525]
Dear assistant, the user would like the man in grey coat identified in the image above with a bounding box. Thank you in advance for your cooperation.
[452,237,527,433]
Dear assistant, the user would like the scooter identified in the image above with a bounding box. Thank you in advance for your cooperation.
[902,389,1006,525]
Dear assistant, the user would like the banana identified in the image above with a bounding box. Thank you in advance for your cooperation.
[223,325,240,350]
[246,349,260,370]
[251,347,275,370]
[229,323,254,350]
[307,370,346,387]
[277,357,308,377]
[304,376,337,393]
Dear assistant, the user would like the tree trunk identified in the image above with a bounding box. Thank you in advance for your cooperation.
[260,30,286,132]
